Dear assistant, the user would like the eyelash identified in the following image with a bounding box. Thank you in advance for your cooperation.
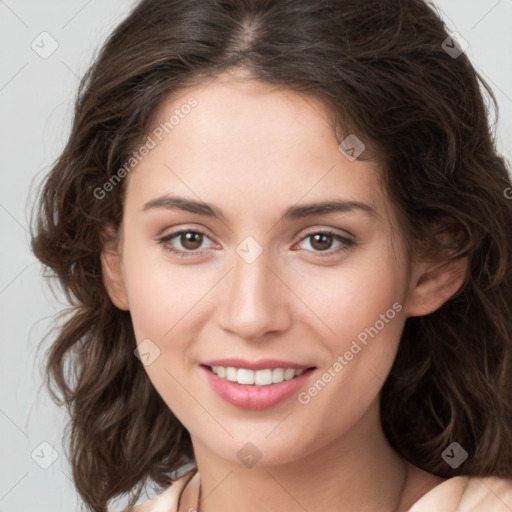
[158,229,355,259]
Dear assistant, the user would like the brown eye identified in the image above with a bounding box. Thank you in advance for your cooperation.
[158,229,213,257]
[296,230,355,258]
[180,231,204,250]
[309,233,335,251]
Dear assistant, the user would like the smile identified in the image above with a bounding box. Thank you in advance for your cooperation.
[200,360,316,410]
[210,366,305,386]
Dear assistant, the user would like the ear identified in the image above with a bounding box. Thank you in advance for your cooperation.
[405,256,468,317]
[101,225,129,311]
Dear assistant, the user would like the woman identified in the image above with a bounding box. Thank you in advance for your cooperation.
[31,0,512,510]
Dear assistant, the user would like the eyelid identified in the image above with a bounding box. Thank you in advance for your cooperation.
[295,224,355,241]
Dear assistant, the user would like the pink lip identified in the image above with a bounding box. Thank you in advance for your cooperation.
[200,364,316,410]
[201,358,312,371]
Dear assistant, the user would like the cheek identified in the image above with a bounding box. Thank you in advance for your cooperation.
[121,235,210,342]
[293,243,406,348]
[291,269,406,443]
[292,245,408,414]
[120,238,207,421]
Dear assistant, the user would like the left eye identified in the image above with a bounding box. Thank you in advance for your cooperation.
[294,231,354,256]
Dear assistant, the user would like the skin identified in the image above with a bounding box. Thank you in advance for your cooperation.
[102,70,467,512]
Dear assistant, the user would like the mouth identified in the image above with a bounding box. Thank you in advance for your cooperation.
[202,365,314,386]
[200,360,317,410]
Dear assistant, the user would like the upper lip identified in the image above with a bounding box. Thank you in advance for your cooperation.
[201,358,314,371]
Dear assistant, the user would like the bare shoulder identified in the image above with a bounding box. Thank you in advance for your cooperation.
[130,485,178,512]
[131,494,165,512]
[408,474,512,512]
[459,476,512,511]
[130,470,197,512]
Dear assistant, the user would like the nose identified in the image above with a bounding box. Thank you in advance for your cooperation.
[216,249,292,342]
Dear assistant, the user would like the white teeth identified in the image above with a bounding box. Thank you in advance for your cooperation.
[271,368,284,383]
[237,368,255,385]
[210,366,308,385]
[225,367,238,382]
[284,368,295,381]
[255,369,272,386]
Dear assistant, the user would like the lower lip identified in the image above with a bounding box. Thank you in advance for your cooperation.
[201,365,315,410]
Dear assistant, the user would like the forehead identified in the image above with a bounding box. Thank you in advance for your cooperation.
[125,73,389,221]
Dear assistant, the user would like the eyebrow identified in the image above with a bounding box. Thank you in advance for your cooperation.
[142,195,378,221]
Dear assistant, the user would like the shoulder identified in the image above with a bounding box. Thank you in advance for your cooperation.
[459,476,512,511]
[131,469,197,512]
[408,475,512,512]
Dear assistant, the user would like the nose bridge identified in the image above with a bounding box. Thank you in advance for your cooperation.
[217,243,290,340]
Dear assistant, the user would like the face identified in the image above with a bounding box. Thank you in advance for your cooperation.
[104,72,431,468]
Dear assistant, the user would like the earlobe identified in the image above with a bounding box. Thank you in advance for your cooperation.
[405,256,468,317]
[101,228,130,311]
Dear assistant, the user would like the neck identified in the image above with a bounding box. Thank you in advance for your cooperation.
[186,399,423,512]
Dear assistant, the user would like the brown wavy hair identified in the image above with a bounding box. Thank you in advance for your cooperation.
[30,0,512,510]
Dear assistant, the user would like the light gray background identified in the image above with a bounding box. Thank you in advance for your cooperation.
[1,1,511,511]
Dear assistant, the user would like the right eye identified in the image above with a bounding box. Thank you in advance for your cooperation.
[158,229,215,257]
